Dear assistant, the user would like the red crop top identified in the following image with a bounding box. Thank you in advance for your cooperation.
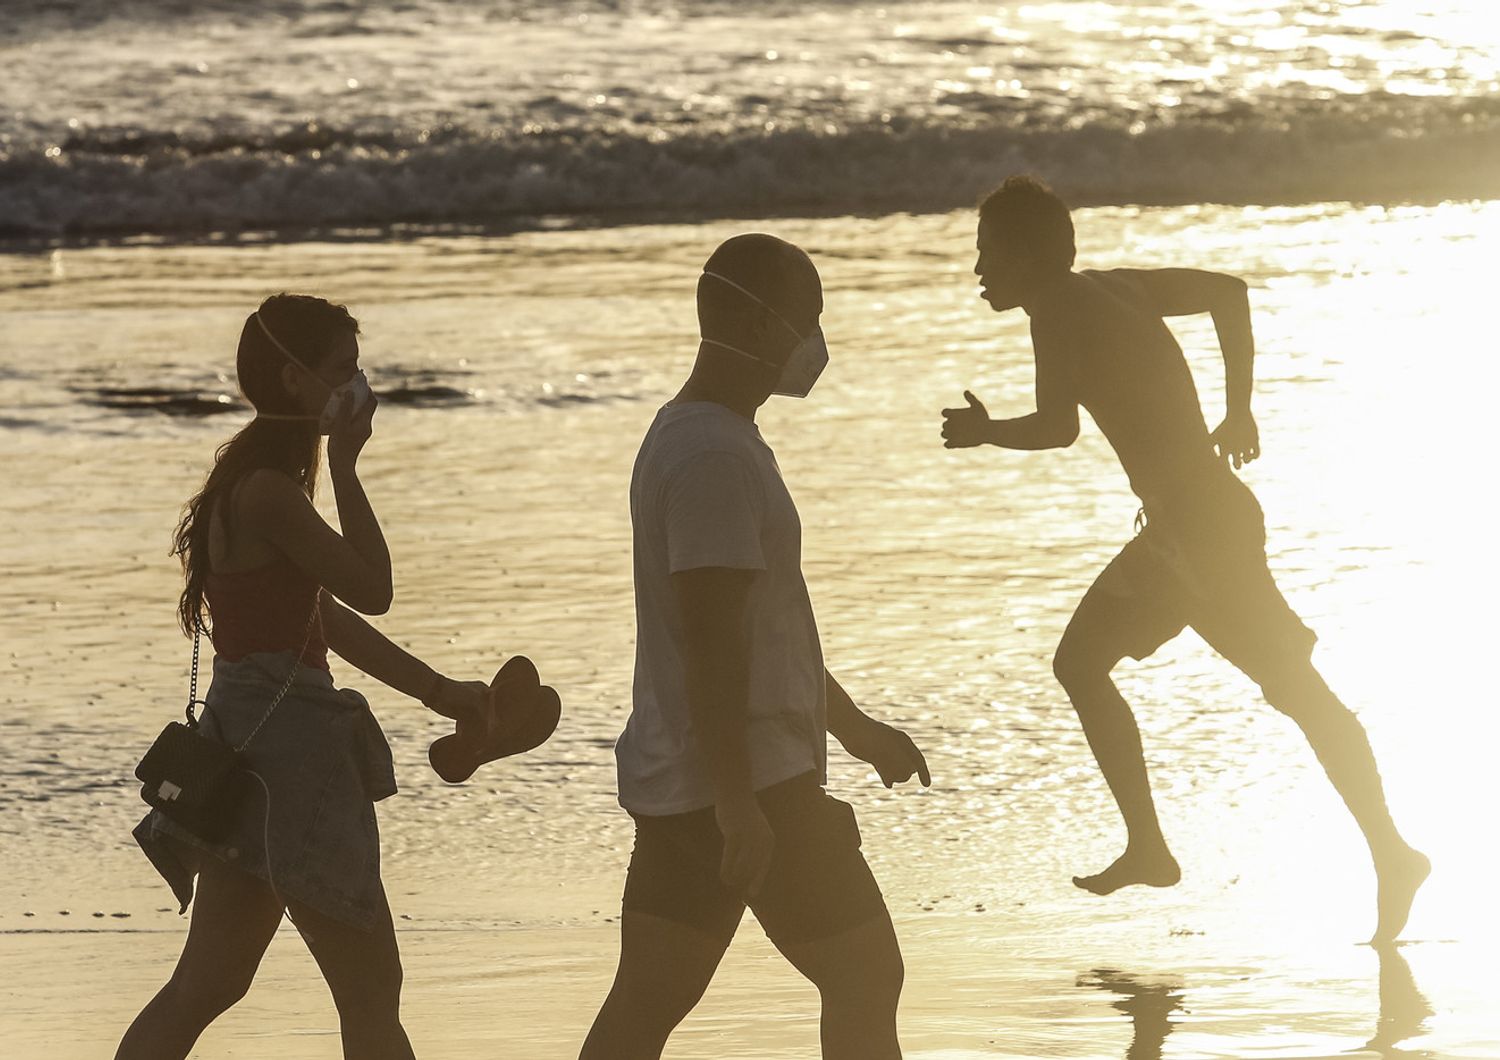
[205,555,329,670]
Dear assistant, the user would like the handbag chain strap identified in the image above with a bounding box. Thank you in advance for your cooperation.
[185,624,210,726]
[186,603,321,754]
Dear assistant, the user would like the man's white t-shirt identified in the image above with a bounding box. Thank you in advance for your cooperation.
[616,401,827,816]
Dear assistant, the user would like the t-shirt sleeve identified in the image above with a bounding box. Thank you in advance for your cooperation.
[661,448,765,574]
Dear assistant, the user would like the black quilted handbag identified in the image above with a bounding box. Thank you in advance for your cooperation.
[136,610,315,842]
[135,711,242,842]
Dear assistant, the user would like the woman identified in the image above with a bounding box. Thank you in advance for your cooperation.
[119,293,487,1060]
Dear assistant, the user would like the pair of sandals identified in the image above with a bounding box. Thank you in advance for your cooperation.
[428,656,562,784]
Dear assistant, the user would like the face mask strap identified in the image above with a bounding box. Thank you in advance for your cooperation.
[700,338,780,368]
[254,310,317,374]
[250,310,328,423]
[701,271,806,343]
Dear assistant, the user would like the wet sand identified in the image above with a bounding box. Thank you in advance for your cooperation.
[8,917,1495,1058]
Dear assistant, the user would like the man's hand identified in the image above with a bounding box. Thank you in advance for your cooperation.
[838,717,932,789]
[941,391,995,449]
[715,794,775,899]
[1211,410,1260,469]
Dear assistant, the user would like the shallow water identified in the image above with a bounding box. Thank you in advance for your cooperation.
[1,202,1497,1056]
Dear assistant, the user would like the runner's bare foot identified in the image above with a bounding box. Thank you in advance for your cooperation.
[1371,846,1430,944]
[1073,846,1182,895]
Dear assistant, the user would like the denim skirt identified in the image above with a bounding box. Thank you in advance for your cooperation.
[133,651,397,931]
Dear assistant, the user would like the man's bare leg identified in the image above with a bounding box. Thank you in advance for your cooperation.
[286,884,415,1060]
[1252,659,1428,942]
[773,913,906,1060]
[579,911,735,1060]
[1053,592,1182,895]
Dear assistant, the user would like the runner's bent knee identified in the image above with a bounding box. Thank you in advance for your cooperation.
[1052,632,1125,693]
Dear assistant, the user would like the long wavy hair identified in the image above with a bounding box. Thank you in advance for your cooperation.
[172,293,360,635]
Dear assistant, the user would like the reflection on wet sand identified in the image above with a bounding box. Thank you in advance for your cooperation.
[1366,944,1433,1059]
[1082,946,1433,1060]
[1081,969,1186,1060]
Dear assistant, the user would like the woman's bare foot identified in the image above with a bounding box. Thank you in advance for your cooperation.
[1074,845,1182,896]
[1371,846,1430,944]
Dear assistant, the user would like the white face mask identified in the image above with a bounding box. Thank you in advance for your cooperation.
[700,270,829,398]
[315,370,373,434]
[253,311,371,434]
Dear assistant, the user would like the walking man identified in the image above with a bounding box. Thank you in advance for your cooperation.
[581,233,930,1060]
[941,176,1427,942]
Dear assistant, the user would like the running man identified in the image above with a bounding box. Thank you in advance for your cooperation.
[581,233,929,1060]
[940,175,1427,942]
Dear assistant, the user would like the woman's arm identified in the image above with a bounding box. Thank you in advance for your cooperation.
[319,592,483,721]
[237,397,394,614]
[324,394,393,609]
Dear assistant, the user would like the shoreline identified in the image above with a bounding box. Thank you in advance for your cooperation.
[5,191,1500,254]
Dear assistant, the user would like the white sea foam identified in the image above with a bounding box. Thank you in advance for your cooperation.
[2,0,1496,234]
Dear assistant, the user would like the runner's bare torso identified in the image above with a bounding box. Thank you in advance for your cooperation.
[1027,268,1237,507]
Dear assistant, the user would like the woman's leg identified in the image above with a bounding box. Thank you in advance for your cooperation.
[286,882,415,1060]
[115,858,286,1060]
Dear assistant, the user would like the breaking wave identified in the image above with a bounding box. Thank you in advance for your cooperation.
[3,98,1497,239]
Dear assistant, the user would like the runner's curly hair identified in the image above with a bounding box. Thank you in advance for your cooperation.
[978,175,1076,271]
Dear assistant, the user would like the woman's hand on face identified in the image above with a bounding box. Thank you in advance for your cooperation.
[327,390,377,469]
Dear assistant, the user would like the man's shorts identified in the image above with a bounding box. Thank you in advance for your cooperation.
[621,771,889,946]
[1087,472,1317,680]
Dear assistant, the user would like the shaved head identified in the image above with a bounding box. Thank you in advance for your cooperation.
[697,233,822,339]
